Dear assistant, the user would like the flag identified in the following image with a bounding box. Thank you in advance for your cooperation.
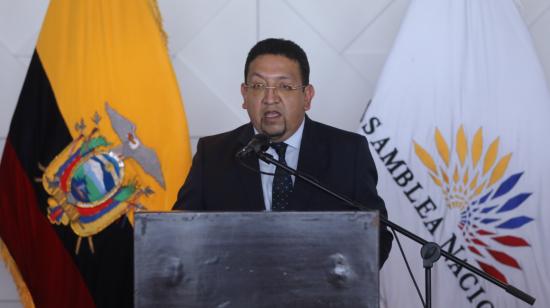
[0,0,192,307]
[358,0,550,307]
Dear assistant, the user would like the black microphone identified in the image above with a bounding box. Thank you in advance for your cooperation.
[235,134,270,158]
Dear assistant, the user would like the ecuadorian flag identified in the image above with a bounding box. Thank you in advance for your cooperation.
[0,0,192,307]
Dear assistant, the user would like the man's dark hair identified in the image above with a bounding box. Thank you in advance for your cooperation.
[244,38,310,85]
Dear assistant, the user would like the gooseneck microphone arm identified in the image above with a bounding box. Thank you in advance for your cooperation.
[246,146,535,307]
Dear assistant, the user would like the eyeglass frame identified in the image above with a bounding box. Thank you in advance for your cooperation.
[243,82,307,97]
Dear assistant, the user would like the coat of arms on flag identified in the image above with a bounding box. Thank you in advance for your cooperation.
[42,103,166,253]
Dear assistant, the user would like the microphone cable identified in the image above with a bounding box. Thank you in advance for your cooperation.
[390,228,426,308]
[236,157,275,176]
[236,153,322,186]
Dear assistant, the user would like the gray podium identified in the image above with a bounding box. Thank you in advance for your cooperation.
[134,211,379,308]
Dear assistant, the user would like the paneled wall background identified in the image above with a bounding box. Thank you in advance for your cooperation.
[1,0,549,306]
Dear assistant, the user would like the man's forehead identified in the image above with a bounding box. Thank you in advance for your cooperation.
[247,55,301,81]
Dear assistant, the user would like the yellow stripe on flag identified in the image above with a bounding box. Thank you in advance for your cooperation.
[36,0,191,213]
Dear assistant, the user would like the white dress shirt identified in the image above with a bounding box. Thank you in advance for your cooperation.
[258,120,304,211]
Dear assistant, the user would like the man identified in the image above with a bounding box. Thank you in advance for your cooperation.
[173,38,392,266]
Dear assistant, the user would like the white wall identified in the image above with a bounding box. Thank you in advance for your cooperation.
[161,0,413,153]
[1,0,550,306]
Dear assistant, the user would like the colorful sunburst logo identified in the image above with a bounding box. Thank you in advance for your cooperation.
[413,125,533,283]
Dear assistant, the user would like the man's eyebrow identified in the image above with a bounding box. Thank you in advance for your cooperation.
[248,72,292,81]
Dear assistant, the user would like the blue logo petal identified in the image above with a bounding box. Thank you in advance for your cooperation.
[479,190,493,205]
[492,173,523,200]
[497,216,533,229]
[497,193,531,213]
[481,205,498,214]
[481,218,500,224]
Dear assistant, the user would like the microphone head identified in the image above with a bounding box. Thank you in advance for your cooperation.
[252,134,270,153]
[236,133,270,158]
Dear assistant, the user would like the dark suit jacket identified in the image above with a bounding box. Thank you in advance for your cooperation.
[174,116,393,266]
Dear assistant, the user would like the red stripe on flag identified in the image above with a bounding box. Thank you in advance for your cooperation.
[476,229,495,236]
[477,260,508,284]
[60,154,82,192]
[472,238,488,246]
[0,141,95,308]
[77,198,114,216]
[468,245,483,256]
[487,249,521,269]
[492,235,530,247]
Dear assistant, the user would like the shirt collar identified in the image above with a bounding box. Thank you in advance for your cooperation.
[253,118,305,150]
[283,119,304,150]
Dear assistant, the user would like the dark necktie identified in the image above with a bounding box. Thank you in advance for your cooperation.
[271,142,293,211]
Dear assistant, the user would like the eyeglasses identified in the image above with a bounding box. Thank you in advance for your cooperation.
[244,83,306,98]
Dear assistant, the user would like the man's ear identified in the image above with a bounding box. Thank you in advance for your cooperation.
[304,84,315,111]
[241,83,247,109]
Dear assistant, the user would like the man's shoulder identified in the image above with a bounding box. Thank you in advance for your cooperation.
[198,123,252,148]
[307,118,365,144]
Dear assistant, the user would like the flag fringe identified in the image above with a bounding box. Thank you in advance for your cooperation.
[0,238,35,308]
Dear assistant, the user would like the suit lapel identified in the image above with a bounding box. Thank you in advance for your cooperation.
[290,117,329,210]
[236,124,265,211]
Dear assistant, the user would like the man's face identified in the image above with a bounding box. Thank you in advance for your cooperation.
[241,54,314,143]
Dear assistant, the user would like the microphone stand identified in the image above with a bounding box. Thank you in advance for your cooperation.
[255,151,536,307]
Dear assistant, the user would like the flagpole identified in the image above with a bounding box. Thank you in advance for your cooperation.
[254,151,536,306]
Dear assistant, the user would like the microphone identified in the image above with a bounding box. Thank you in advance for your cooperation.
[235,134,270,158]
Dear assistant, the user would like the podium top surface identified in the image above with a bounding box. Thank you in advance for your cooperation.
[134,211,379,308]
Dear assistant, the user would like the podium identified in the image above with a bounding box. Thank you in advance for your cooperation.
[134,211,380,307]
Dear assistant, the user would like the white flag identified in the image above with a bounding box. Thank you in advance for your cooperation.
[358,0,550,307]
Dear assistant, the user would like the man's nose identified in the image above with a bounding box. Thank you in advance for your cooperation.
[263,87,280,103]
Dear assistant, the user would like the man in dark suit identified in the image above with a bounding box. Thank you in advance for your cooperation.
[174,38,393,266]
